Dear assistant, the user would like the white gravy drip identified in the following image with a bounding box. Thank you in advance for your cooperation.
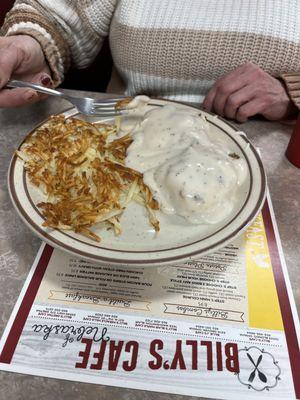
[119,95,151,134]
[125,104,247,225]
[126,95,150,109]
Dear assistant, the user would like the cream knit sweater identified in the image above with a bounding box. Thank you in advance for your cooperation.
[2,0,300,105]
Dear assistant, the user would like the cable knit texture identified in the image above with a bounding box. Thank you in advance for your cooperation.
[2,0,300,106]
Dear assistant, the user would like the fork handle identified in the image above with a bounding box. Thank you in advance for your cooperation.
[6,79,65,97]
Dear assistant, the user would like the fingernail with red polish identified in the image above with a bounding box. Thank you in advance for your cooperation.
[41,76,51,86]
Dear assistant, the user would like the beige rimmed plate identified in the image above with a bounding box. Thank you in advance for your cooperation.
[8,99,266,267]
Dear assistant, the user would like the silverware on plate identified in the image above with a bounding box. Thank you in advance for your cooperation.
[6,79,125,117]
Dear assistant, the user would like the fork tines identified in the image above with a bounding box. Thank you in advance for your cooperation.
[91,98,128,116]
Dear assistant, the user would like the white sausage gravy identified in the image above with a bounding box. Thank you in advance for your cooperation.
[125,104,247,225]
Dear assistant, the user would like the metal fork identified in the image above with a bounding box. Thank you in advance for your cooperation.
[6,79,126,117]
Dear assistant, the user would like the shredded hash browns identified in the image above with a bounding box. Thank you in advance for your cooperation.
[17,115,159,242]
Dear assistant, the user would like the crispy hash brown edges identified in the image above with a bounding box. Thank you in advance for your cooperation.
[17,115,159,242]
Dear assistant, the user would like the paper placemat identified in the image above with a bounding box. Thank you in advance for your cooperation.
[0,193,299,400]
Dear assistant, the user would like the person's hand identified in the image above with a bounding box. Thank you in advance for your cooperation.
[0,35,52,107]
[203,62,297,122]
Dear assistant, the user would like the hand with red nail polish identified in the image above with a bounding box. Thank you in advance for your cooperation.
[0,35,52,107]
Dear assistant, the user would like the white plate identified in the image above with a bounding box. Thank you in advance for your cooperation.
[8,99,266,267]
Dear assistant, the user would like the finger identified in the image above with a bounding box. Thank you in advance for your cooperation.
[28,71,53,88]
[0,88,39,107]
[236,98,267,123]
[0,73,52,107]
[202,62,259,114]
[0,44,25,88]
[25,72,53,101]
[211,70,259,116]
[223,85,257,120]
[211,81,245,117]
[203,74,247,115]
[202,85,217,111]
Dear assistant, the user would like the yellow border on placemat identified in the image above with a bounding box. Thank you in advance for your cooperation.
[245,213,283,331]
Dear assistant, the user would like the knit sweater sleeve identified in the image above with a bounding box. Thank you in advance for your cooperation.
[281,73,300,110]
[1,0,117,85]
